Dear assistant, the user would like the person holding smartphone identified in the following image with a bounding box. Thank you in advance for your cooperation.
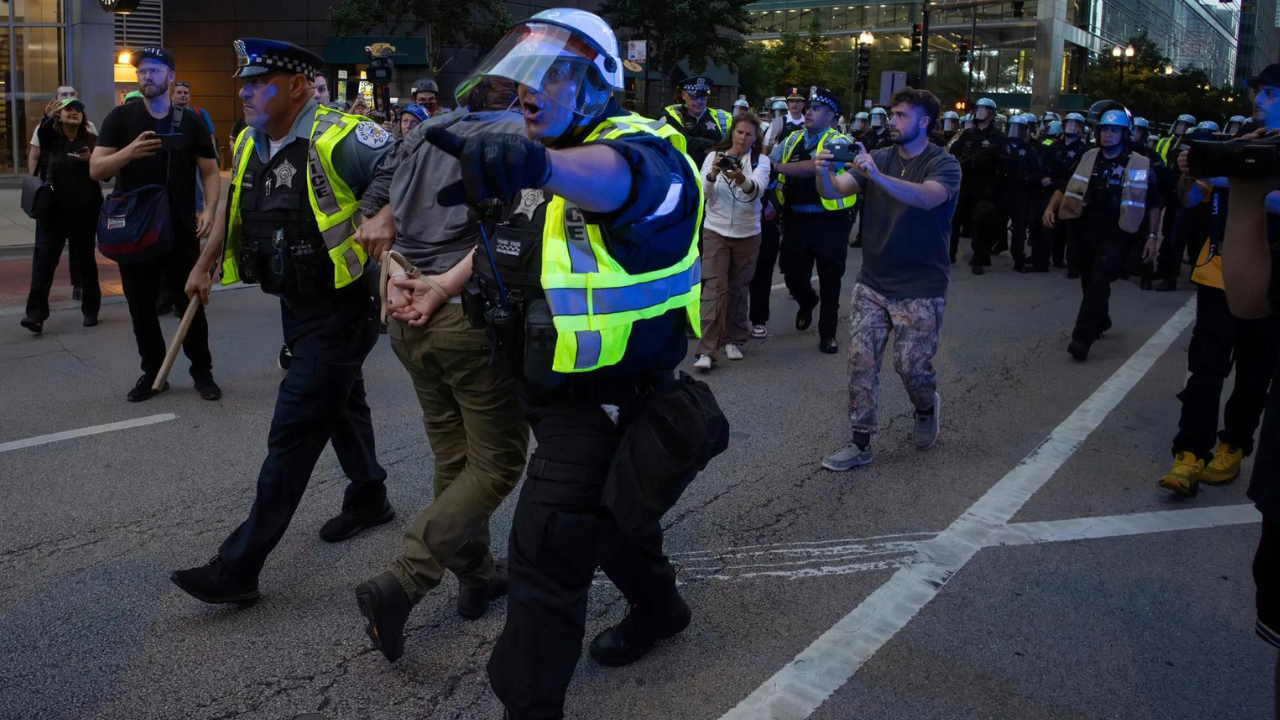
[20,98,103,334]
[91,47,222,403]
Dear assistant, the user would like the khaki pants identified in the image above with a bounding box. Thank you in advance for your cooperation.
[696,229,761,358]
[387,305,529,603]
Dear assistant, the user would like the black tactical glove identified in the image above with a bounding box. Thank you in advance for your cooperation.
[425,127,552,207]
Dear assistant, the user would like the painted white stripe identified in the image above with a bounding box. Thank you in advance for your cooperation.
[719,296,1197,720]
[0,414,178,454]
[993,503,1261,546]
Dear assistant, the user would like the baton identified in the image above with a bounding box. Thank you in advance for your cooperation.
[153,300,200,391]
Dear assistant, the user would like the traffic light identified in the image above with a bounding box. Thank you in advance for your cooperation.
[1012,0,1024,17]
[956,41,970,63]
[955,100,967,111]
[856,44,871,91]
[911,23,923,52]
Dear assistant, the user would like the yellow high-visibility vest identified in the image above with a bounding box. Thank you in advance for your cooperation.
[665,104,730,136]
[541,113,704,373]
[775,126,858,210]
[222,105,368,288]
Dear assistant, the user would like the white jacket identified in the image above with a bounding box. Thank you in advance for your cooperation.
[699,151,772,238]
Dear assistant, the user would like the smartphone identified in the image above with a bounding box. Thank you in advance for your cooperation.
[154,133,185,151]
[827,140,862,165]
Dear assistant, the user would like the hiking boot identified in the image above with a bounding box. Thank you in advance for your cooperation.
[319,501,395,543]
[355,571,412,662]
[171,557,260,605]
[193,374,222,401]
[822,441,873,471]
[914,393,941,450]
[588,593,691,668]
[1201,443,1243,485]
[457,560,509,620]
[127,374,168,402]
[1158,451,1204,496]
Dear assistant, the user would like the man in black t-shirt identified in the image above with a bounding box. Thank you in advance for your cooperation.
[91,46,222,403]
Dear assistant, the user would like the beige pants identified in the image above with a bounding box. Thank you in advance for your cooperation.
[697,229,762,358]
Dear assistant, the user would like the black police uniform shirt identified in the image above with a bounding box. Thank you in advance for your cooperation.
[1000,137,1044,189]
[1058,146,1165,236]
[531,100,702,380]
[97,99,216,238]
[1042,137,1085,184]
[863,127,892,151]
[667,104,724,167]
[950,124,1005,190]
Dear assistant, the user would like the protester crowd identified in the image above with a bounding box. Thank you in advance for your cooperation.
[10,17,1280,720]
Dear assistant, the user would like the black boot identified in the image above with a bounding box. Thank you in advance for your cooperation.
[457,559,509,620]
[171,556,260,605]
[355,571,413,662]
[588,592,691,668]
[1067,340,1090,362]
[319,501,395,542]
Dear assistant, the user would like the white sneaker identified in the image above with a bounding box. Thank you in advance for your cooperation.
[725,344,744,361]
[694,355,713,372]
[750,324,768,339]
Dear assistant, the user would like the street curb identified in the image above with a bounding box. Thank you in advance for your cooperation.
[0,282,255,318]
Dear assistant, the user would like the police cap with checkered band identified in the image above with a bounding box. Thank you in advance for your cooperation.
[233,38,325,80]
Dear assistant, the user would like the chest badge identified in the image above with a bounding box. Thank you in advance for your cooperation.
[515,189,545,221]
[1067,151,1076,159]
[273,158,297,189]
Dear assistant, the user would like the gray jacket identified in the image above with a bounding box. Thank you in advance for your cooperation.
[360,108,526,275]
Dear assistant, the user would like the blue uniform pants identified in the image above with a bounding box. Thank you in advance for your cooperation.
[219,278,387,578]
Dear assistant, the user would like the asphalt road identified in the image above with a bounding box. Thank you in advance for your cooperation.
[0,245,1273,720]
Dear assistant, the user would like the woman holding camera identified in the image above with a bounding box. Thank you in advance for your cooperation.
[21,97,102,334]
[695,115,772,371]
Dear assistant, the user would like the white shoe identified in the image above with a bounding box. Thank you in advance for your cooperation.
[750,324,768,339]
[724,344,744,361]
[694,355,713,372]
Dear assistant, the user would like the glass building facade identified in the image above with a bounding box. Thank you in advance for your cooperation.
[746,0,1238,113]
[0,0,69,173]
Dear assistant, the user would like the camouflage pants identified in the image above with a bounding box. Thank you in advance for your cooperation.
[847,283,946,436]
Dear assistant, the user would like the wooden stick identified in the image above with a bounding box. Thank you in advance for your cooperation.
[153,300,200,391]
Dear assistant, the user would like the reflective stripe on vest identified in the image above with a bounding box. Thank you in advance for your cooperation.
[1056,148,1151,233]
[775,126,858,210]
[540,113,704,374]
[221,106,369,288]
[1156,136,1174,164]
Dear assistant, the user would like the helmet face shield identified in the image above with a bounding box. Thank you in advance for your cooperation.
[456,22,617,118]
[1170,120,1191,135]
[870,111,885,128]
[1007,121,1027,140]
[942,117,957,132]
[974,106,992,122]
[1064,119,1083,136]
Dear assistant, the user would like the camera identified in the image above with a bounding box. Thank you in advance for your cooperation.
[1187,135,1280,179]
[365,44,395,83]
[716,154,741,172]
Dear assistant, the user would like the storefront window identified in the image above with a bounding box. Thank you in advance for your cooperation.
[0,2,68,173]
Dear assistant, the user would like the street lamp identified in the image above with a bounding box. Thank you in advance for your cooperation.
[1113,44,1134,97]
[853,31,874,112]
[1164,65,1174,75]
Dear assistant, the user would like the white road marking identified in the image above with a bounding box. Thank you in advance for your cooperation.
[994,503,1261,545]
[719,296,1198,720]
[0,414,177,454]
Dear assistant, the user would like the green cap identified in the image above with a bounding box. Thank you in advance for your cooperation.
[123,91,144,103]
[57,97,86,112]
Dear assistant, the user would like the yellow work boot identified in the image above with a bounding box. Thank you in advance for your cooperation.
[1159,451,1204,496]
[1201,443,1244,485]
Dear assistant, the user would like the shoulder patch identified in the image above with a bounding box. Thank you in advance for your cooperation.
[354,122,391,149]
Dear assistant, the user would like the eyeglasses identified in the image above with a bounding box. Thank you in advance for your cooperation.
[136,67,168,77]
[175,82,190,88]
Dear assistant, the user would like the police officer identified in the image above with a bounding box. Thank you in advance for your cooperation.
[1043,107,1163,361]
[1225,114,1247,136]
[1131,116,1152,148]
[949,97,1005,273]
[863,106,892,149]
[1153,113,1200,291]
[392,10,711,717]
[770,86,858,353]
[663,75,729,166]
[171,39,397,604]
[850,110,870,139]
[765,85,807,153]
[1033,112,1087,274]
[933,110,960,147]
[1002,114,1045,273]
[732,97,751,120]
[1156,113,1196,162]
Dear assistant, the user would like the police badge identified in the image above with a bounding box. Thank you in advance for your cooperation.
[234,40,249,70]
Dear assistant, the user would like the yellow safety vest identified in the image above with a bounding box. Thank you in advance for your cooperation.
[221,106,369,289]
[665,104,731,136]
[775,126,858,210]
[1042,138,1054,147]
[1058,148,1152,234]
[1155,136,1178,164]
[541,113,704,374]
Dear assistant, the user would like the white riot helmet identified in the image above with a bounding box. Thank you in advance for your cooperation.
[852,111,869,132]
[870,106,888,128]
[941,110,960,133]
[1063,112,1085,137]
[455,8,623,119]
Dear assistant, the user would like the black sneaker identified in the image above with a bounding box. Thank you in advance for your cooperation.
[319,501,395,543]
[20,318,43,335]
[83,316,98,327]
[278,344,293,370]
[127,374,168,402]
[171,557,260,605]
[457,559,509,620]
[355,571,413,662]
[971,265,985,276]
[588,593,691,668]
[193,374,222,401]
[819,337,838,354]
[1067,340,1090,362]
[795,301,815,331]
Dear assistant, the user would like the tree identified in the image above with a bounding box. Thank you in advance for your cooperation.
[737,22,833,105]
[330,0,510,76]
[598,0,756,107]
